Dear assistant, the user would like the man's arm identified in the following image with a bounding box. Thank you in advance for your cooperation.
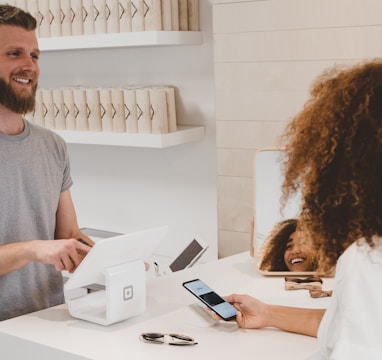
[0,242,37,276]
[0,190,92,276]
[54,189,94,246]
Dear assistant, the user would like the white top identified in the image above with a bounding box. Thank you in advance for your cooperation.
[310,240,382,359]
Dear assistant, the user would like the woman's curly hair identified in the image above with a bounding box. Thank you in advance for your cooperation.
[259,218,298,271]
[281,59,382,272]
[258,218,318,272]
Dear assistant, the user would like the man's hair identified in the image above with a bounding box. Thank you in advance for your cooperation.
[0,4,36,30]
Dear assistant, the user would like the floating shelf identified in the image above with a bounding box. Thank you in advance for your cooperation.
[38,31,203,51]
[54,125,205,148]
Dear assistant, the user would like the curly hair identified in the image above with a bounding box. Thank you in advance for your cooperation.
[258,218,318,272]
[0,4,36,30]
[281,59,382,272]
[259,219,298,271]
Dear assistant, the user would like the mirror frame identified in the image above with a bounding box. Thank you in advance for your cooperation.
[253,147,323,276]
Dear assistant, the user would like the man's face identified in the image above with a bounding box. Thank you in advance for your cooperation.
[0,24,40,114]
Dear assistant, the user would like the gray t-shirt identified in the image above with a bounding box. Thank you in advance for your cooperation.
[0,119,73,321]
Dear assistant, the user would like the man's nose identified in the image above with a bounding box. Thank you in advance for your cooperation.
[20,55,38,71]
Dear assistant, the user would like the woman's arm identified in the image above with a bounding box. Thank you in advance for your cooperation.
[224,294,325,337]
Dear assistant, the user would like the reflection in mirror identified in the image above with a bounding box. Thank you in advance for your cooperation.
[258,218,318,272]
[254,148,320,276]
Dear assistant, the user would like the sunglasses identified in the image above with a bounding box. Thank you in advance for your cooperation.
[139,333,198,346]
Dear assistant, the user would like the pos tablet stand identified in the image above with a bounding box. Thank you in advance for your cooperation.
[64,226,169,326]
[65,260,146,326]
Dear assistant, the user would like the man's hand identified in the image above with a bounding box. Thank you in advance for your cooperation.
[31,239,91,273]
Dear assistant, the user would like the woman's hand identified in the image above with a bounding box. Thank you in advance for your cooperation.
[213,293,324,337]
[221,294,270,329]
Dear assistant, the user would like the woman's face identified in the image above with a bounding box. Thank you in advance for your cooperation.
[283,231,315,272]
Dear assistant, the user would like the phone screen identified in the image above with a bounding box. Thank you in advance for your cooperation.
[183,279,237,321]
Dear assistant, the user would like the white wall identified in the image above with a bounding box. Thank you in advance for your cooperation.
[37,2,218,261]
[212,0,382,257]
[14,0,382,260]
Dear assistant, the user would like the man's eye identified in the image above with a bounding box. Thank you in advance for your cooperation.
[31,53,39,61]
[8,51,21,57]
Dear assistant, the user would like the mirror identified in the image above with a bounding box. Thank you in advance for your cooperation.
[254,148,320,276]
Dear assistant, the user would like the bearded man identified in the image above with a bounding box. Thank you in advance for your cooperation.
[0,4,93,321]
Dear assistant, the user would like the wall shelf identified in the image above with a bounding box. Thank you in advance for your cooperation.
[38,31,202,51]
[54,125,205,148]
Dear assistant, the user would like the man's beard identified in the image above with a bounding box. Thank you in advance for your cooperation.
[0,76,37,114]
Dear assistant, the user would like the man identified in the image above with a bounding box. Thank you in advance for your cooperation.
[0,5,92,321]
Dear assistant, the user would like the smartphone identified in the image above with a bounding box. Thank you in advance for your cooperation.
[182,279,237,321]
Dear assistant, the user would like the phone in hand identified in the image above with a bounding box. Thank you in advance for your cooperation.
[182,279,237,321]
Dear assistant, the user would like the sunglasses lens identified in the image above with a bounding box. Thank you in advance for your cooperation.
[170,334,194,341]
[140,333,164,343]
[168,334,197,346]
[144,333,164,339]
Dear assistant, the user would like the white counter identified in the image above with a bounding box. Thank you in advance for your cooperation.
[0,252,334,360]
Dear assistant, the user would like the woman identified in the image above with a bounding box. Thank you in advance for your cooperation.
[259,218,317,272]
[223,60,382,359]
